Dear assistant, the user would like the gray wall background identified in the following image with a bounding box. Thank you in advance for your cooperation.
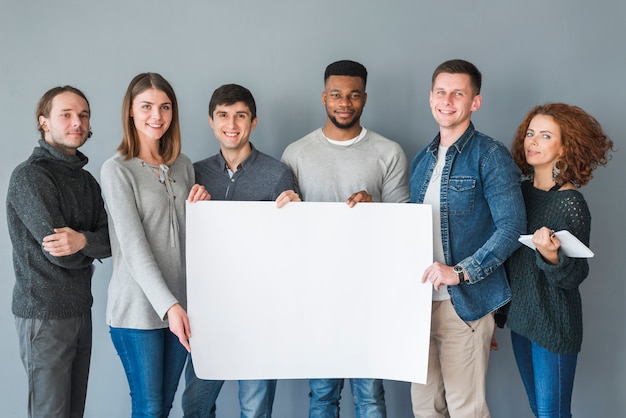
[1,1,624,417]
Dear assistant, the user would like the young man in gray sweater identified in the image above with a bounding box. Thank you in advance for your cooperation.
[281,60,410,418]
[7,86,111,417]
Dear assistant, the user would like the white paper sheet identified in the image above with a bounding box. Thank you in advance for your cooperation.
[186,201,433,384]
[518,230,594,258]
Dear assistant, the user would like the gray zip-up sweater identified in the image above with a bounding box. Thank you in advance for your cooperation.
[7,140,111,319]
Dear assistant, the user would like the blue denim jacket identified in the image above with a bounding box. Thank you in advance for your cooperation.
[410,123,526,321]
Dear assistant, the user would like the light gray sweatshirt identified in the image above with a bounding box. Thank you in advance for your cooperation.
[281,128,409,203]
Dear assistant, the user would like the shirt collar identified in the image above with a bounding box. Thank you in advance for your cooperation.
[428,122,476,155]
[218,142,259,173]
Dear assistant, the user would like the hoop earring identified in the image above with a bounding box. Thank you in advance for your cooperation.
[552,160,567,184]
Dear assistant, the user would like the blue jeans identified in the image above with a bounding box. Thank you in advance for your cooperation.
[182,355,276,418]
[309,378,386,418]
[511,331,578,418]
[110,327,188,418]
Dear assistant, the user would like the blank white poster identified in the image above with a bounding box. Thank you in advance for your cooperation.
[186,201,433,384]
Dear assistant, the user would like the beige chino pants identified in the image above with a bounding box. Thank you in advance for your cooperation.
[411,299,494,418]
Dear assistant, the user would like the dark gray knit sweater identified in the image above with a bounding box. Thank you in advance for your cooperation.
[506,180,590,354]
[7,140,111,319]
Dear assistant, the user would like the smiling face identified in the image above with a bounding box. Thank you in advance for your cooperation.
[430,72,481,143]
[524,114,564,171]
[209,102,257,152]
[39,92,90,155]
[322,75,367,131]
[130,88,173,145]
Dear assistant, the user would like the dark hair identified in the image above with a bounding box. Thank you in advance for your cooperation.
[511,103,615,186]
[36,86,91,139]
[208,84,257,120]
[324,60,368,88]
[117,73,181,165]
[432,59,482,95]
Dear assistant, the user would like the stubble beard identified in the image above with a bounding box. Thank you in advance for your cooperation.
[328,113,361,130]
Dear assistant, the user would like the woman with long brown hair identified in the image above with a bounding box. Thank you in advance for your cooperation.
[101,73,208,417]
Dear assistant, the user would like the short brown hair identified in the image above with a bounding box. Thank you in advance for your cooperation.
[117,73,181,165]
[432,59,482,96]
[511,103,615,186]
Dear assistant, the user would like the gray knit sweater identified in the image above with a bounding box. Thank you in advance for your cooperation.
[7,140,111,319]
[281,128,409,203]
[506,180,590,354]
[101,153,194,329]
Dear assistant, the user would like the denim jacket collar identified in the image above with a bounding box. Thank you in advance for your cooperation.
[427,122,476,156]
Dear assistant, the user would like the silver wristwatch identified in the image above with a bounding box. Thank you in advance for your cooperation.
[453,264,468,283]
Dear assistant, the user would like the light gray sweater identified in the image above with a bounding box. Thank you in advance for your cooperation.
[101,153,194,329]
[281,128,409,203]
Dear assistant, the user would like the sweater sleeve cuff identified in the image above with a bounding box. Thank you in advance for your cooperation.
[535,247,570,273]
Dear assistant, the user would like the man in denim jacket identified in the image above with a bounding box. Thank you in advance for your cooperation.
[409,59,525,418]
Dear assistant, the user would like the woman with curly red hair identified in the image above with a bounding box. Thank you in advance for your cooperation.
[506,103,614,417]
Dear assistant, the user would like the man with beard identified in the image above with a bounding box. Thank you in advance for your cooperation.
[281,60,409,418]
[7,86,111,417]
